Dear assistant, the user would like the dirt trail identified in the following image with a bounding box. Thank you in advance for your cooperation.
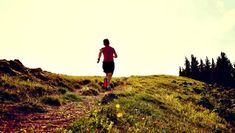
[0,93,105,133]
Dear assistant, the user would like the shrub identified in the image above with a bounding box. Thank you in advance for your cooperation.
[16,102,46,114]
[0,90,20,103]
[193,87,203,94]
[63,93,81,102]
[41,96,61,106]
[197,97,214,110]
[87,82,100,89]
[101,93,118,104]
[58,87,68,94]
[31,86,46,97]
[73,83,81,89]
[82,88,99,96]
[78,80,91,85]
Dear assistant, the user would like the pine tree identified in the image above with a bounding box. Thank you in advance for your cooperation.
[198,59,205,81]
[210,58,216,83]
[204,57,211,83]
[191,55,199,79]
[232,63,235,87]
[179,67,182,76]
[185,57,191,77]
[216,52,233,87]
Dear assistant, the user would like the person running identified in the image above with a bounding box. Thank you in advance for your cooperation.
[97,39,118,90]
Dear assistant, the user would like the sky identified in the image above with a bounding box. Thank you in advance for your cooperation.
[1,0,235,76]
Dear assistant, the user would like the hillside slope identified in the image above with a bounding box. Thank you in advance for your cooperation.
[69,75,235,133]
[0,59,234,132]
[0,59,121,132]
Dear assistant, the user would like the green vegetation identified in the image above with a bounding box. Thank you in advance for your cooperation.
[16,102,46,113]
[69,75,234,133]
[63,93,82,102]
[0,90,20,103]
[0,73,105,105]
[0,60,234,132]
[81,87,99,96]
[0,71,105,132]
[41,96,62,106]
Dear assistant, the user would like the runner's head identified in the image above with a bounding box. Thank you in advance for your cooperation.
[103,39,110,46]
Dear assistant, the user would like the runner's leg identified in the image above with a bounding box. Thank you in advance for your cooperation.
[103,73,108,88]
[107,73,113,87]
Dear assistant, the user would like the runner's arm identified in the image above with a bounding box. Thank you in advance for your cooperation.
[97,49,102,63]
[113,49,118,58]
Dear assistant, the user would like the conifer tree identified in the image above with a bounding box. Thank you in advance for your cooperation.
[232,63,235,87]
[185,57,191,77]
[199,59,205,81]
[179,67,182,76]
[210,58,216,83]
[216,52,233,87]
[190,55,199,79]
[204,57,211,83]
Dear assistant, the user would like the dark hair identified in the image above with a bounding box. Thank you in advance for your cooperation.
[103,39,110,46]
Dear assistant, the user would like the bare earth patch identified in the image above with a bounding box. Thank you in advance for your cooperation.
[0,96,100,132]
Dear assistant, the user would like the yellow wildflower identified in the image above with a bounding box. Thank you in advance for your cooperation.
[115,104,120,109]
[117,112,123,117]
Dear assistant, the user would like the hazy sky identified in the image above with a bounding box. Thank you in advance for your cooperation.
[1,0,235,76]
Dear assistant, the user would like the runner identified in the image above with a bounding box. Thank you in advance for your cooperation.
[97,39,118,90]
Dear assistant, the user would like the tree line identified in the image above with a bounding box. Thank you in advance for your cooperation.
[179,52,235,88]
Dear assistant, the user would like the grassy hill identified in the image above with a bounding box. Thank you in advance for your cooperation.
[0,59,234,132]
[68,75,234,133]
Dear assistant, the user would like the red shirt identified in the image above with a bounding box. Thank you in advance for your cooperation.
[100,46,116,62]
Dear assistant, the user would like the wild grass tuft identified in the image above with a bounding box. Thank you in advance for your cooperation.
[63,93,82,102]
[16,102,46,114]
[0,90,20,103]
[41,96,61,106]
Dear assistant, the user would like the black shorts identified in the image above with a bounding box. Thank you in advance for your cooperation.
[102,61,115,73]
